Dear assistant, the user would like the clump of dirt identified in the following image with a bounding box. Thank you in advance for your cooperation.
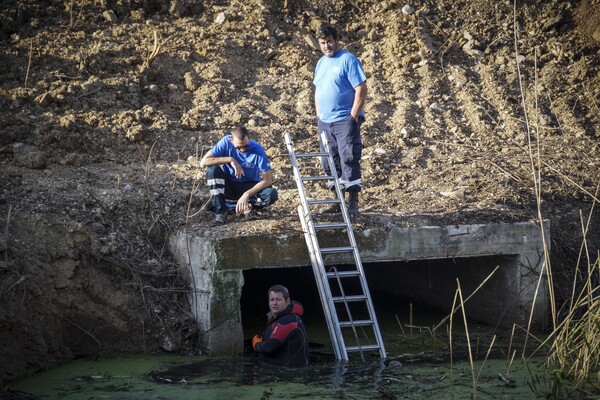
[1,0,599,386]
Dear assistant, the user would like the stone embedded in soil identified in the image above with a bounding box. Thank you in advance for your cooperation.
[102,10,118,23]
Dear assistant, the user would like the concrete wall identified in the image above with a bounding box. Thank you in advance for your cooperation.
[169,220,550,355]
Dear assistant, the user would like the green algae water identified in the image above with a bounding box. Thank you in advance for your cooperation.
[9,295,566,399]
[9,352,553,399]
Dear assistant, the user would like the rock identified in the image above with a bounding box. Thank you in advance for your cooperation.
[13,144,47,169]
[402,4,415,15]
[264,49,278,61]
[130,8,145,20]
[274,28,287,41]
[215,12,226,24]
[57,259,77,280]
[102,10,118,23]
[440,189,465,202]
[430,102,445,112]
[54,259,77,289]
[169,0,186,17]
[304,34,320,51]
[183,71,200,91]
[161,336,176,351]
[542,15,564,32]
[593,25,600,42]
[15,111,30,125]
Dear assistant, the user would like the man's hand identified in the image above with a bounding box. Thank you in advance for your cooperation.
[236,192,251,214]
[230,159,245,179]
[252,335,263,351]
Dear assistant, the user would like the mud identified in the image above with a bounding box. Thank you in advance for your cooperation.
[1,0,599,387]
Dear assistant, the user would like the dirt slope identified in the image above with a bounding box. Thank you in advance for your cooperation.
[1,0,599,385]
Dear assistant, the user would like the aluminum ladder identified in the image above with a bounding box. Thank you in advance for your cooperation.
[284,131,386,361]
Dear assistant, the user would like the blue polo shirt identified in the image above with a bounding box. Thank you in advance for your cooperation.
[313,49,366,123]
[210,135,271,183]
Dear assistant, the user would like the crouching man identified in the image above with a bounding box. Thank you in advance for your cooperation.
[200,126,278,226]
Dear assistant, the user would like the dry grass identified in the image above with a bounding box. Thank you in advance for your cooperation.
[545,198,600,390]
[500,1,599,394]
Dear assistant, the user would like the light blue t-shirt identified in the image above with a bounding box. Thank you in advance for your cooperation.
[313,49,367,123]
[210,135,271,183]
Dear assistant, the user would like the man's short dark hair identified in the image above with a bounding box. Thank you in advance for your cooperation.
[316,25,338,40]
[231,126,249,140]
[268,284,289,300]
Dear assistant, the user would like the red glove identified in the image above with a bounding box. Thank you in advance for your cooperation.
[252,335,263,351]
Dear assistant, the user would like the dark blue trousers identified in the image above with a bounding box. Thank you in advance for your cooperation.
[206,166,278,214]
[318,115,363,192]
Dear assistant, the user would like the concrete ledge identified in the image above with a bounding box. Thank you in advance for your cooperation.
[169,220,550,355]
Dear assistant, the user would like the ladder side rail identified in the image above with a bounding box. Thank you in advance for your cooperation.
[285,131,346,360]
[338,214,387,358]
[341,218,387,358]
[330,266,365,362]
[284,132,314,215]
[297,204,345,360]
[353,256,387,358]
[319,130,388,359]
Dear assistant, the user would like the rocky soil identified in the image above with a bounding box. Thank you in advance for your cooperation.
[1,0,599,387]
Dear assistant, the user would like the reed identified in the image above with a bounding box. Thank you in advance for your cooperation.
[456,279,477,398]
[511,0,599,392]
[545,228,600,389]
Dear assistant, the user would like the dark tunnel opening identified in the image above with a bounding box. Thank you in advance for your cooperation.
[240,255,519,343]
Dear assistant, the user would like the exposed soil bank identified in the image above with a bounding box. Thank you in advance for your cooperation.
[1,0,599,387]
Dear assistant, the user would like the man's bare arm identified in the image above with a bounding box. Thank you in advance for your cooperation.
[200,150,244,179]
[200,151,232,167]
[351,82,367,122]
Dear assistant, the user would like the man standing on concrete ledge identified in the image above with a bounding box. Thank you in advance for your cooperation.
[252,285,309,366]
[313,25,367,218]
[200,126,278,226]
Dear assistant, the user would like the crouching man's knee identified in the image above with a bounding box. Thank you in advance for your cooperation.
[260,187,278,206]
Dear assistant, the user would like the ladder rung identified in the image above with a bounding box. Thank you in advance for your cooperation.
[346,344,382,353]
[326,270,360,278]
[307,199,341,205]
[287,131,386,360]
[296,152,327,158]
[332,295,367,302]
[301,176,334,182]
[321,246,354,254]
[314,223,347,230]
[339,319,374,328]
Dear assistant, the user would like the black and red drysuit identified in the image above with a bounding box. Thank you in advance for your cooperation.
[255,300,309,367]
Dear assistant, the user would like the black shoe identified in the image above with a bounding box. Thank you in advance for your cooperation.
[347,192,359,217]
[210,213,226,226]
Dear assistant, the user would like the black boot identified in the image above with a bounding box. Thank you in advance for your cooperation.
[347,191,359,217]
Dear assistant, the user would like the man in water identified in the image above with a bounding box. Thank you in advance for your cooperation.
[252,285,309,366]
